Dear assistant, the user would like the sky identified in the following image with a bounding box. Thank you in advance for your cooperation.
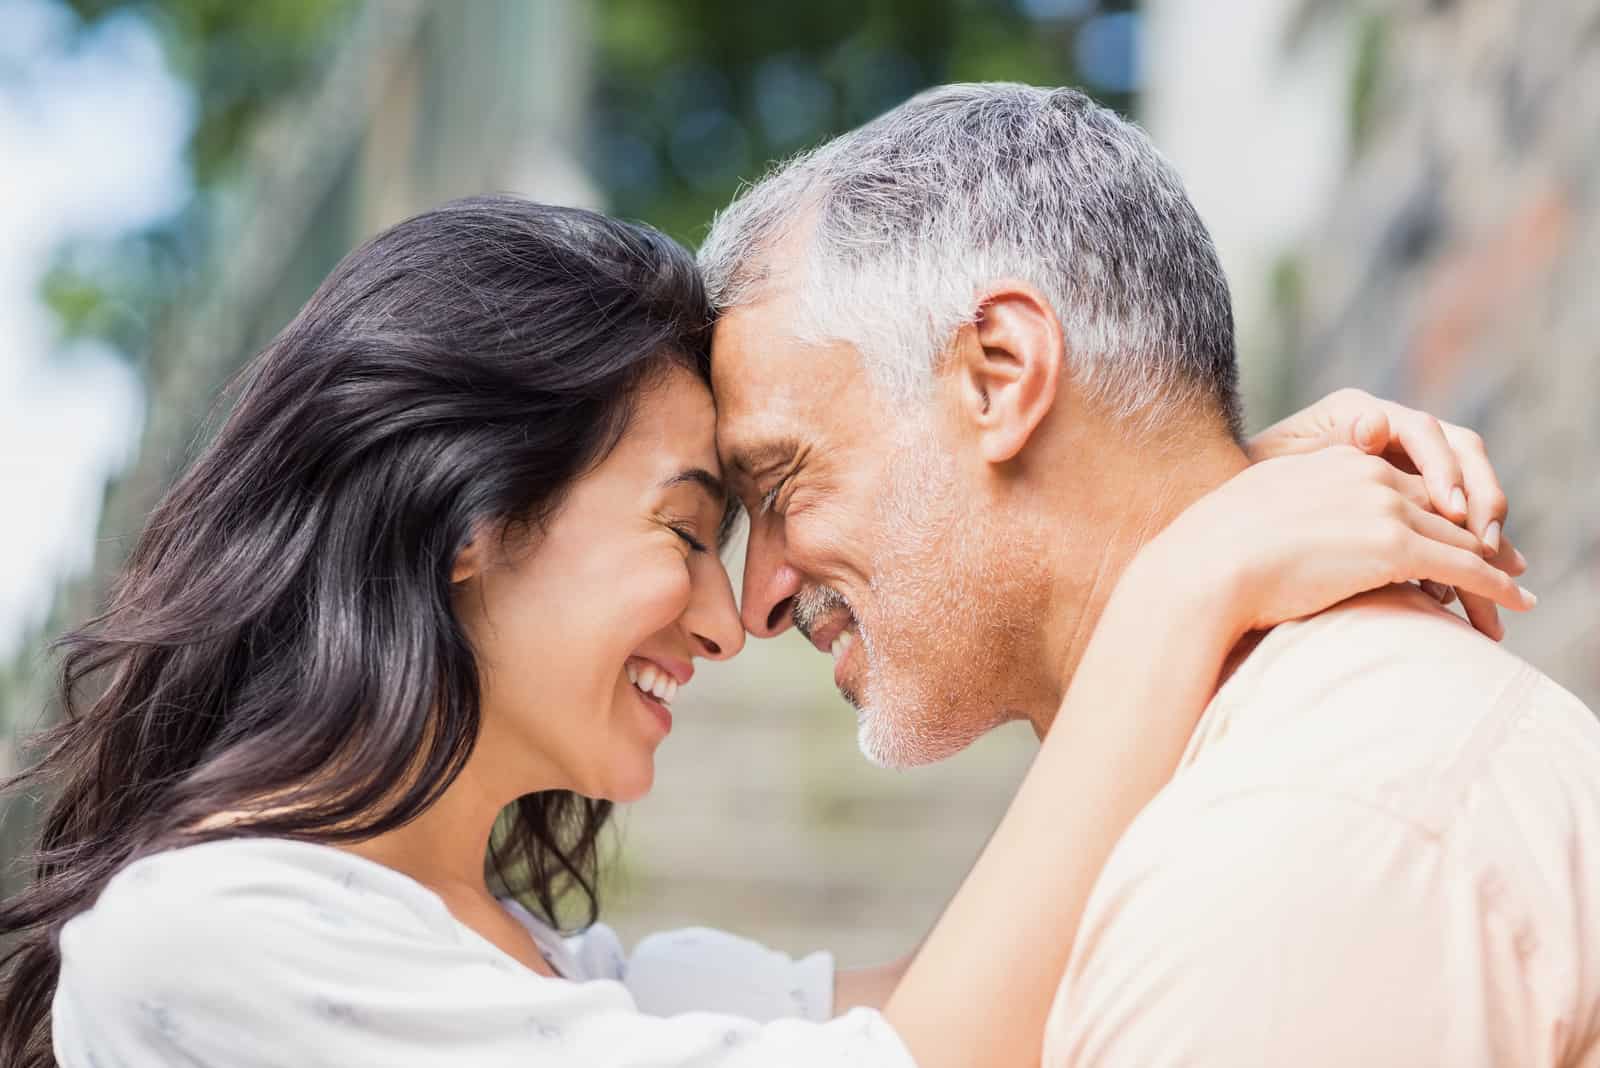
[0,0,192,660]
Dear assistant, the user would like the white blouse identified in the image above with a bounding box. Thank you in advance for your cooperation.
[52,838,915,1067]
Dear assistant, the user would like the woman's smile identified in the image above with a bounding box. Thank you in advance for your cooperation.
[625,654,693,736]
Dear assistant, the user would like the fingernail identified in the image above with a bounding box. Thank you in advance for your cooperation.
[1512,546,1528,570]
[1519,586,1538,608]
[1484,520,1501,555]
[1450,487,1467,516]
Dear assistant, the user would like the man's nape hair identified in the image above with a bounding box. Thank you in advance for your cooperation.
[698,82,1243,440]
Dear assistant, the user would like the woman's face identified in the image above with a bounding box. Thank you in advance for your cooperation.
[452,364,744,803]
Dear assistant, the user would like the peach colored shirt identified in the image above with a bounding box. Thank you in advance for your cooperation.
[1044,585,1600,1068]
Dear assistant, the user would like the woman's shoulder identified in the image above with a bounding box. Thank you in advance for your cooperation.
[65,838,452,973]
[104,837,434,910]
[56,842,635,1064]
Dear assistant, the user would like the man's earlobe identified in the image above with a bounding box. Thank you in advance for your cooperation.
[957,283,1064,465]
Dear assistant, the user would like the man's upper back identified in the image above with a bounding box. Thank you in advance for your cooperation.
[1045,585,1600,1068]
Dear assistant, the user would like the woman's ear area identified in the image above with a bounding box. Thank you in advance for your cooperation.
[450,525,488,585]
[949,281,1065,465]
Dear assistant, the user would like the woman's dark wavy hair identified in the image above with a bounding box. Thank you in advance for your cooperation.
[0,195,714,1067]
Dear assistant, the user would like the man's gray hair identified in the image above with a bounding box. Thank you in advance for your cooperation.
[698,82,1241,436]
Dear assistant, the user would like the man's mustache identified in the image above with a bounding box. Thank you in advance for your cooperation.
[792,584,853,643]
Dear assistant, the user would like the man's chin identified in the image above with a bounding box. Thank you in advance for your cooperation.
[856,718,913,769]
[854,702,979,770]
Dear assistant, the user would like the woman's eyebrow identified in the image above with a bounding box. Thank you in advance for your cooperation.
[661,467,728,504]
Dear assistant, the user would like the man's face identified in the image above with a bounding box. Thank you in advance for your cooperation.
[711,298,1036,767]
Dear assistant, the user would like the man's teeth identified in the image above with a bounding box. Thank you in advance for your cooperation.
[625,662,678,704]
[829,630,855,661]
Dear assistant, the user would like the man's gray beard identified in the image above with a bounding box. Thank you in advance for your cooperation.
[852,429,1017,769]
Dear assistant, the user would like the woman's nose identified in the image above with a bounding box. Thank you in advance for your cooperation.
[686,559,745,661]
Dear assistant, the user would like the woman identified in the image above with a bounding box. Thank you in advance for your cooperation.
[0,197,1529,1067]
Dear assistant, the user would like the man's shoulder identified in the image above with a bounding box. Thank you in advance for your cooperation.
[1051,591,1600,1065]
[1106,582,1600,906]
[1207,583,1532,741]
[1171,584,1595,832]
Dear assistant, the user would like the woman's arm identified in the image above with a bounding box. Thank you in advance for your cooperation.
[880,543,1244,1066]
[835,956,913,1013]
[881,447,1532,1068]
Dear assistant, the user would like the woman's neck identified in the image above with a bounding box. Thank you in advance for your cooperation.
[339,763,508,897]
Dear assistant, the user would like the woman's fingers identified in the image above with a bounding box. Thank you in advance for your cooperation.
[1495,535,1529,578]
[1457,534,1529,640]
[1406,506,1522,639]
[1418,579,1458,606]
[1409,537,1535,614]
[1351,409,1391,455]
[1458,590,1505,642]
[1385,408,1468,523]
[1381,465,1436,512]
[1256,393,1510,556]
[1388,452,1525,644]
[1446,425,1510,553]
[1407,502,1484,556]
[1414,502,1484,556]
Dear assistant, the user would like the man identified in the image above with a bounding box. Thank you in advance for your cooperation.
[698,83,1600,1066]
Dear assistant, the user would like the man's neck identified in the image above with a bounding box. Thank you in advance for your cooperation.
[1023,420,1251,737]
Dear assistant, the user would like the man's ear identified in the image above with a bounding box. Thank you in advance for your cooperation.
[951,281,1064,464]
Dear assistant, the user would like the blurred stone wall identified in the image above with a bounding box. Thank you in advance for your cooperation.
[1283,0,1599,709]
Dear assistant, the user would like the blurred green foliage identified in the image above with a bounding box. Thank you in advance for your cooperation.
[62,0,358,182]
[1347,10,1388,155]
[39,0,1133,353]
[44,0,358,356]
[589,0,1132,243]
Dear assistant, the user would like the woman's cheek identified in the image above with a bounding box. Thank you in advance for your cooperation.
[611,549,694,633]
[632,559,694,631]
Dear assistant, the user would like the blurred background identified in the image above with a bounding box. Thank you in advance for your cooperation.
[0,0,1594,964]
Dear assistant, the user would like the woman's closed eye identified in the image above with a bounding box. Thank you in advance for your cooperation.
[670,524,710,554]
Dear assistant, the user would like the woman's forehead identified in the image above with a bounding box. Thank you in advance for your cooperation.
[624,367,721,477]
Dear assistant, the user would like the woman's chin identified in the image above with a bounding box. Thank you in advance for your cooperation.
[590,755,657,804]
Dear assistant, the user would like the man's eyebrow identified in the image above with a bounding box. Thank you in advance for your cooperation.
[728,439,801,479]
[662,467,728,503]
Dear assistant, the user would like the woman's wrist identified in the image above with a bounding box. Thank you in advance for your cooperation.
[1113,531,1253,656]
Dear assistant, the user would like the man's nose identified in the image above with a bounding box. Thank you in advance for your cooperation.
[740,520,801,638]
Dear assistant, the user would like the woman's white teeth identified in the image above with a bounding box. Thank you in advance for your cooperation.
[830,630,855,661]
[628,663,676,704]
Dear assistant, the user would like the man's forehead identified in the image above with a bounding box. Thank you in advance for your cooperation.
[711,304,862,406]
[711,316,862,475]
[711,380,801,474]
